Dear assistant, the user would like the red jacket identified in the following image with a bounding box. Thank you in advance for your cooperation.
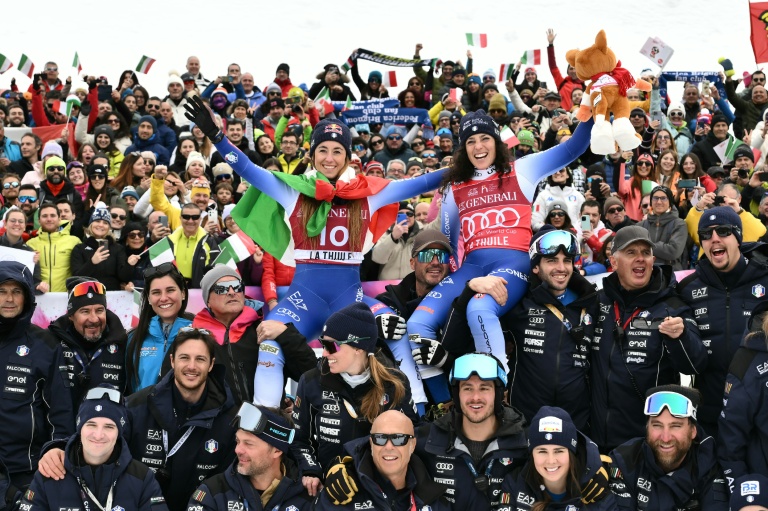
[547,45,585,111]
[261,252,295,303]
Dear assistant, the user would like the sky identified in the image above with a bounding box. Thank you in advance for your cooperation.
[0,0,760,102]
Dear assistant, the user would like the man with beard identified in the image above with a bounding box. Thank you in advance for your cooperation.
[46,277,127,404]
[17,184,38,233]
[8,133,41,177]
[38,328,237,511]
[186,403,311,511]
[608,386,728,511]
[37,156,85,220]
[7,103,27,128]
[2,174,21,211]
[26,204,81,291]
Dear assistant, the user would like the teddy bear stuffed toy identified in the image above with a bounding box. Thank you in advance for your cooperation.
[566,30,652,155]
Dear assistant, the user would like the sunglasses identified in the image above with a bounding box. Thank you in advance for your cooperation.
[90,174,106,180]
[353,144,365,152]
[370,433,415,447]
[651,196,669,202]
[669,112,684,118]
[606,206,624,214]
[399,210,414,217]
[521,95,532,100]
[644,391,696,419]
[449,352,508,386]
[146,104,160,110]
[215,174,232,181]
[3,181,19,189]
[47,166,65,172]
[387,135,402,141]
[416,248,450,264]
[235,402,295,443]
[372,139,384,145]
[412,141,424,147]
[548,211,566,218]
[408,81,420,87]
[698,225,740,241]
[45,67,58,72]
[483,76,495,82]
[144,261,179,278]
[84,387,122,404]
[111,213,127,220]
[70,281,107,299]
[108,119,120,125]
[19,196,37,203]
[630,113,646,118]
[319,336,370,354]
[127,232,144,239]
[422,153,437,158]
[637,161,653,167]
[211,281,244,294]
[181,214,201,221]
[655,135,671,140]
[641,203,651,209]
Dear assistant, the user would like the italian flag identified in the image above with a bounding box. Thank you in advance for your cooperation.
[148,237,174,266]
[520,49,541,66]
[314,87,335,116]
[466,33,488,48]
[383,70,397,88]
[214,230,258,268]
[341,56,354,73]
[136,55,156,74]
[18,54,34,78]
[342,95,353,112]
[500,126,520,148]
[0,54,13,74]
[499,63,514,81]
[131,288,143,328]
[54,94,81,118]
[231,168,397,266]
[72,52,82,74]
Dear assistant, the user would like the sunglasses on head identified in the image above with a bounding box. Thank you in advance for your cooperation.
[181,214,201,221]
[416,248,450,264]
[144,261,179,279]
[370,433,415,447]
[3,181,19,189]
[84,387,122,404]
[211,281,244,294]
[698,225,740,241]
[178,326,213,336]
[607,206,625,214]
[319,336,369,354]
[19,196,37,203]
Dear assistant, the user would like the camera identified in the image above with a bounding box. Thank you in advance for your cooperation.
[738,168,749,179]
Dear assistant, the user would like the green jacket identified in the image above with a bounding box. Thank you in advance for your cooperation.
[26,221,81,292]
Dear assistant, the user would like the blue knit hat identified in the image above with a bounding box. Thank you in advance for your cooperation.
[77,386,127,437]
[469,75,482,86]
[321,302,378,354]
[731,474,768,510]
[368,70,382,83]
[528,406,578,453]
[310,119,352,158]
[90,208,111,225]
[698,206,742,244]
[459,110,500,146]
[138,115,157,133]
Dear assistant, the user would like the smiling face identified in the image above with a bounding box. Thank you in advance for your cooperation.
[646,409,696,472]
[465,133,496,169]
[90,219,110,239]
[4,211,26,239]
[313,141,348,180]
[148,275,184,322]
[610,241,655,290]
[71,304,107,343]
[533,445,570,493]
[651,190,670,216]
[235,429,280,478]
[322,340,366,375]
[659,152,676,175]
[0,281,24,319]
[701,224,741,273]
[80,417,118,465]
[459,375,496,425]
[171,338,214,396]
[369,411,415,488]
[533,252,573,296]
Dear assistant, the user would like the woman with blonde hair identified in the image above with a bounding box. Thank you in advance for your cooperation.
[292,303,418,497]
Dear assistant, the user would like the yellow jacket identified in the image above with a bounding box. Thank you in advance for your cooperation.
[27,222,82,292]
[150,177,181,231]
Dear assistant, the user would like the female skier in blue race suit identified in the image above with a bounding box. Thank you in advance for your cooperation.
[406,110,592,404]
[184,96,446,409]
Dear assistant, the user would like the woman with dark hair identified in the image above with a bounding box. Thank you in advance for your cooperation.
[398,89,417,109]
[84,164,119,208]
[112,152,148,193]
[503,406,615,511]
[255,134,277,161]
[403,110,591,406]
[116,69,140,91]
[92,125,125,179]
[185,96,448,410]
[67,161,88,200]
[132,85,149,115]
[76,142,97,165]
[125,262,193,393]
[676,152,716,219]
[308,64,356,101]
[618,153,660,222]
[543,200,575,231]
[169,134,199,176]
[461,75,484,112]
[119,222,149,288]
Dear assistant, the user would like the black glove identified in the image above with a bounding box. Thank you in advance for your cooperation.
[324,456,358,505]
[87,76,98,91]
[581,454,612,504]
[79,98,91,117]
[376,314,406,340]
[32,74,42,92]
[411,337,448,368]
[184,94,224,142]
[10,78,15,87]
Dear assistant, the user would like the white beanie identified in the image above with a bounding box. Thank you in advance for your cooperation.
[186,151,206,170]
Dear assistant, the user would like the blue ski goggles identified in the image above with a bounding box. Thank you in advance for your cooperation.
[449,353,508,387]
[644,391,697,420]
[235,402,295,444]
[528,230,579,260]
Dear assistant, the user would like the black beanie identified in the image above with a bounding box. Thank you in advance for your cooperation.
[321,303,378,353]
[276,63,290,76]
[66,277,107,315]
[650,185,674,208]
[310,119,352,159]
[459,110,500,146]
[528,406,579,453]
[77,388,127,437]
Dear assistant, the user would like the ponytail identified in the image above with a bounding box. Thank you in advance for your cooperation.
[359,354,406,423]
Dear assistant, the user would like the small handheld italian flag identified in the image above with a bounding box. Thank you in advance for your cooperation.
[341,56,354,73]
[0,54,13,74]
[520,49,541,66]
[53,94,82,118]
[213,230,259,269]
[382,70,397,88]
[18,54,34,79]
[148,237,174,266]
[314,87,335,116]
[72,52,82,74]
[466,33,488,48]
[342,95,353,112]
[499,63,515,81]
[500,126,520,148]
[135,55,156,74]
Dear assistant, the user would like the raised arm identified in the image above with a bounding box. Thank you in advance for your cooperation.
[516,118,593,200]
[368,167,447,211]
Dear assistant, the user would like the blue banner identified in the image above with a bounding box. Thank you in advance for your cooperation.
[341,106,431,126]
[330,98,399,112]
[659,71,725,103]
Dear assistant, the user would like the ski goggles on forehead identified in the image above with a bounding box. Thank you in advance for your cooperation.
[415,248,450,264]
[449,353,508,386]
[84,386,122,404]
[370,433,415,447]
[234,402,295,444]
[70,281,107,299]
[644,391,697,420]
[528,230,579,259]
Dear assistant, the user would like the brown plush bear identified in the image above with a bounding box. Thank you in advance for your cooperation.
[566,30,652,154]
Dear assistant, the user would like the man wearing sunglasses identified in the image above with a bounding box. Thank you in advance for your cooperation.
[603,196,635,232]
[37,156,85,220]
[1,174,22,211]
[591,225,706,453]
[677,207,768,439]
[316,410,449,510]
[166,203,221,289]
[0,262,74,489]
[370,126,416,168]
[608,385,727,511]
[189,403,310,511]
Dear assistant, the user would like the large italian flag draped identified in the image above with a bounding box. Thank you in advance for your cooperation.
[230,168,396,266]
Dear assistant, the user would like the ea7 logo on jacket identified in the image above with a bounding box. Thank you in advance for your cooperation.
[287,291,308,311]
[691,287,708,299]
[354,501,373,510]
[226,501,244,511]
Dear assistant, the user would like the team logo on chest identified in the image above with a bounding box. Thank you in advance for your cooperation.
[107,344,118,354]
[753,284,765,298]
[16,345,29,357]
[205,439,218,453]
